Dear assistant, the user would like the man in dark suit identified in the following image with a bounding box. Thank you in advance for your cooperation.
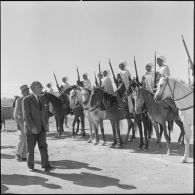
[22,81,54,172]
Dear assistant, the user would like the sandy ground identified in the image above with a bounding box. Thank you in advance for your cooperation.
[1,116,194,194]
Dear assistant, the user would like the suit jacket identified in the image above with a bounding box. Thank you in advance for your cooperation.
[22,94,48,134]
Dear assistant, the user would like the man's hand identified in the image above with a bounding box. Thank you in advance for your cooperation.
[31,127,38,134]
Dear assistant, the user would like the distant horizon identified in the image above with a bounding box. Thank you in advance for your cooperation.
[1,1,193,98]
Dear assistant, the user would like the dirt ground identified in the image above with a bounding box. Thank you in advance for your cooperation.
[1,116,194,194]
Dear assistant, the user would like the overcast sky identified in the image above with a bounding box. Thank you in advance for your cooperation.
[1,1,194,98]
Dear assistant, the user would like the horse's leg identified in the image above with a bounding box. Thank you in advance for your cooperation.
[75,118,80,134]
[181,121,191,163]
[124,119,134,144]
[152,121,161,148]
[159,123,163,142]
[142,114,149,151]
[175,120,185,145]
[81,112,85,136]
[100,119,106,145]
[72,116,77,136]
[161,121,171,155]
[110,120,117,147]
[130,118,136,141]
[55,115,59,137]
[87,112,93,143]
[167,121,174,143]
[135,116,143,150]
[116,120,123,146]
[93,121,99,145]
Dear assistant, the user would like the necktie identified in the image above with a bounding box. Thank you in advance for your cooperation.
[38,95,42,110]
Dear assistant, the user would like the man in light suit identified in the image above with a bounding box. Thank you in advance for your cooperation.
[22,81,54,172]
[13,84,30,161]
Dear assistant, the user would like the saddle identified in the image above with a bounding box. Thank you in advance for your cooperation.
[162,98,178,113]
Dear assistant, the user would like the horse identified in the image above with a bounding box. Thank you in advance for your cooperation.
[117,80,153,150]
[81,87,107,145]
[154,77,193,163]
[42,91,70,138]
[132,86,185,155]
[128,79,184,147]
[69,89,86,137]
[89,87,134,147]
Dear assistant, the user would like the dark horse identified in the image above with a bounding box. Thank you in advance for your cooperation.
[132,86,185,155]
[89,87,134,147]
[116,80,153,150]
[42,91,71,138]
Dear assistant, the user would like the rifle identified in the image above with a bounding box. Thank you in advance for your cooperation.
[134,56,139,82]
[94,72,99,87]
[76,66,80,83]
[53,72,62,93]
[182,35,193,67]
[108,58,118,87]
[153,51,157,89]
[98,61,102,86]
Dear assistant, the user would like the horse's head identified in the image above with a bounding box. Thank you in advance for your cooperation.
[132,86,145,114]
[42,91,50,104]
[89,87,104,107]
[81,88,91,105]
[70,89,82,109]
[154,77,171,101]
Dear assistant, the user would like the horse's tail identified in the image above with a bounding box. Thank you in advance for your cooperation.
[168,120,174,132]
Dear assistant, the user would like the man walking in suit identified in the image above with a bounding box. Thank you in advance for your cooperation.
[13,84,30,161]
[22,81,54,172]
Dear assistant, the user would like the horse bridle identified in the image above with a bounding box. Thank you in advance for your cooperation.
[160,77,193,111]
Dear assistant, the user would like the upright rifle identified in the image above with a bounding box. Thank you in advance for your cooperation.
[77,66,80,83]
[53,72,62,93]
[182,35,194,75]
[153,51,157,89]
[108,58,118,87]
[134,56,139,82]
[98,61,102,86]
[94,72,99,87]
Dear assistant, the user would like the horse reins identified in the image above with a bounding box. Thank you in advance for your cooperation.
[162,78,194,111]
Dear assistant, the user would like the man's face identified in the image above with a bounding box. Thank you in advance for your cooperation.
[32,84,43,95]
[103,71,107,77]
[21,88,30,97]
[146,65,151,72]
[157,58,163,66]
[119,64,125,70]
[83,75,87,80]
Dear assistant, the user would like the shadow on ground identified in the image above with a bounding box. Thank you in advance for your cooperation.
[1,153,15,159]
[36,170,136,190]
[1,146,16,150]
[1,173,62,193]
[35,159,101,171]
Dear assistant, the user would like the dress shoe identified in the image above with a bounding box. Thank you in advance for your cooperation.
[21,157,27,161]
[44,165,55,172]
[28,167,34,172]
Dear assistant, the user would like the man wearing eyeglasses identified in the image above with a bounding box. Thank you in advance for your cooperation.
[22,81,54,172]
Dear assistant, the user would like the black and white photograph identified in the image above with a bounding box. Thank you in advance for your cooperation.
[1,1,194,194]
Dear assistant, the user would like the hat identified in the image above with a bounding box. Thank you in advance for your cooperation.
[20,84,29,92]
[83,73,88,77]
[119,61,127,68]
[145,62,153,67]
[62,76,68,82]
[157,56,166,63]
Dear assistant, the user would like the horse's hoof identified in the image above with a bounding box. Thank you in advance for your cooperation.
[101,141,106,146]
[87,139,92,143]
[144,148,148,151]
[82,132,86,137]
[181,157,187,163]
[94,141,98,145]
[111,142,117,147]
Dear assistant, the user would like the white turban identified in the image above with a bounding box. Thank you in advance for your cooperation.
[157,56,166,63]
[145,62,153,67]
[83,73,88,77]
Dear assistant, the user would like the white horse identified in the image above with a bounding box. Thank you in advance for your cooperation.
[154,77,193,163]
[81,87,107,145]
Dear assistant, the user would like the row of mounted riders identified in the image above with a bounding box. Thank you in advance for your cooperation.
[43,78,185,150]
